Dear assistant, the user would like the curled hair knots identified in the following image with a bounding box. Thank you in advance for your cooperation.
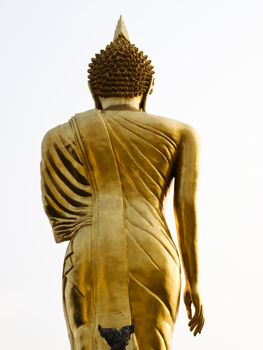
[88,34,154,98]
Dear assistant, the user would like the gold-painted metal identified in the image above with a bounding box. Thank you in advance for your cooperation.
[41,17,204,350]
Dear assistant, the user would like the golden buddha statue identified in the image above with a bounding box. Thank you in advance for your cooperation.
[41,16,204,350]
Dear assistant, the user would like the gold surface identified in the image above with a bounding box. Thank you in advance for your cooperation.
[41,17,204,350]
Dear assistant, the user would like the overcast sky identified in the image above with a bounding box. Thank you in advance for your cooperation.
[1,0,263,349]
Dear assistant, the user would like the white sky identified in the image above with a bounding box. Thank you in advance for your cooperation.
[1,0,263,349]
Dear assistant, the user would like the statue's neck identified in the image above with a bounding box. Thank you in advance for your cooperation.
[99,96,143,111]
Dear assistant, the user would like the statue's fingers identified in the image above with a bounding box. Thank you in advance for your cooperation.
[188,304,201,327]
[193,314,204,336]
[190,318,198,332]
[189,305,202,332]
[192,307,204,335]
[198,315,205,334]
[193,325,199,336]
[200,323,205,334]
[190,321,197,332]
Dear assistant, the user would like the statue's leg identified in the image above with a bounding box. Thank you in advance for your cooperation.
[62,226,93,350]
[63,276,76,350]
[63,279,92,350]
[127,231,181,350]
[129,272,181,350]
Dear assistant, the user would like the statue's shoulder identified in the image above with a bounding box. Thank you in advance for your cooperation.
[143,112,197,143]
[42,109,96,150]
[41,122,71,151]
[73,109,96,119]
[71,109,97,124]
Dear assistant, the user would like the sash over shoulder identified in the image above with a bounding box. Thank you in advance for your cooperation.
[70,109,133,349]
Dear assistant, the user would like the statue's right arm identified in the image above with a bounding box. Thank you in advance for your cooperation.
[173,126,204,336]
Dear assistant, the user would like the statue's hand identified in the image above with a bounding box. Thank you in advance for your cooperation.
[183,285,205,336]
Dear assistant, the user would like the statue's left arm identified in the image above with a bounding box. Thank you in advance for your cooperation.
[173,126,205,336]
[40,123,93,243]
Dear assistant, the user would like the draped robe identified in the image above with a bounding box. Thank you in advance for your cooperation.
[41,108,190,350]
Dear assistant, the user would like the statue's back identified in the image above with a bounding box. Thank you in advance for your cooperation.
[71,108,182,350]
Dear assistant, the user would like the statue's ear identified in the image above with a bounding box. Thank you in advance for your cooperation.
[88,82,102,109]
[140,78,154,112]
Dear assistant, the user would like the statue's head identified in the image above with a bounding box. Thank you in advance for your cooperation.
[88,16,154,111]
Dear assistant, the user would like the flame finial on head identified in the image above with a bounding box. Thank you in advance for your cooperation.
[113,15,129,41]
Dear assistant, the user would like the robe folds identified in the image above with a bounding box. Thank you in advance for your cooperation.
[41,108,187,350]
